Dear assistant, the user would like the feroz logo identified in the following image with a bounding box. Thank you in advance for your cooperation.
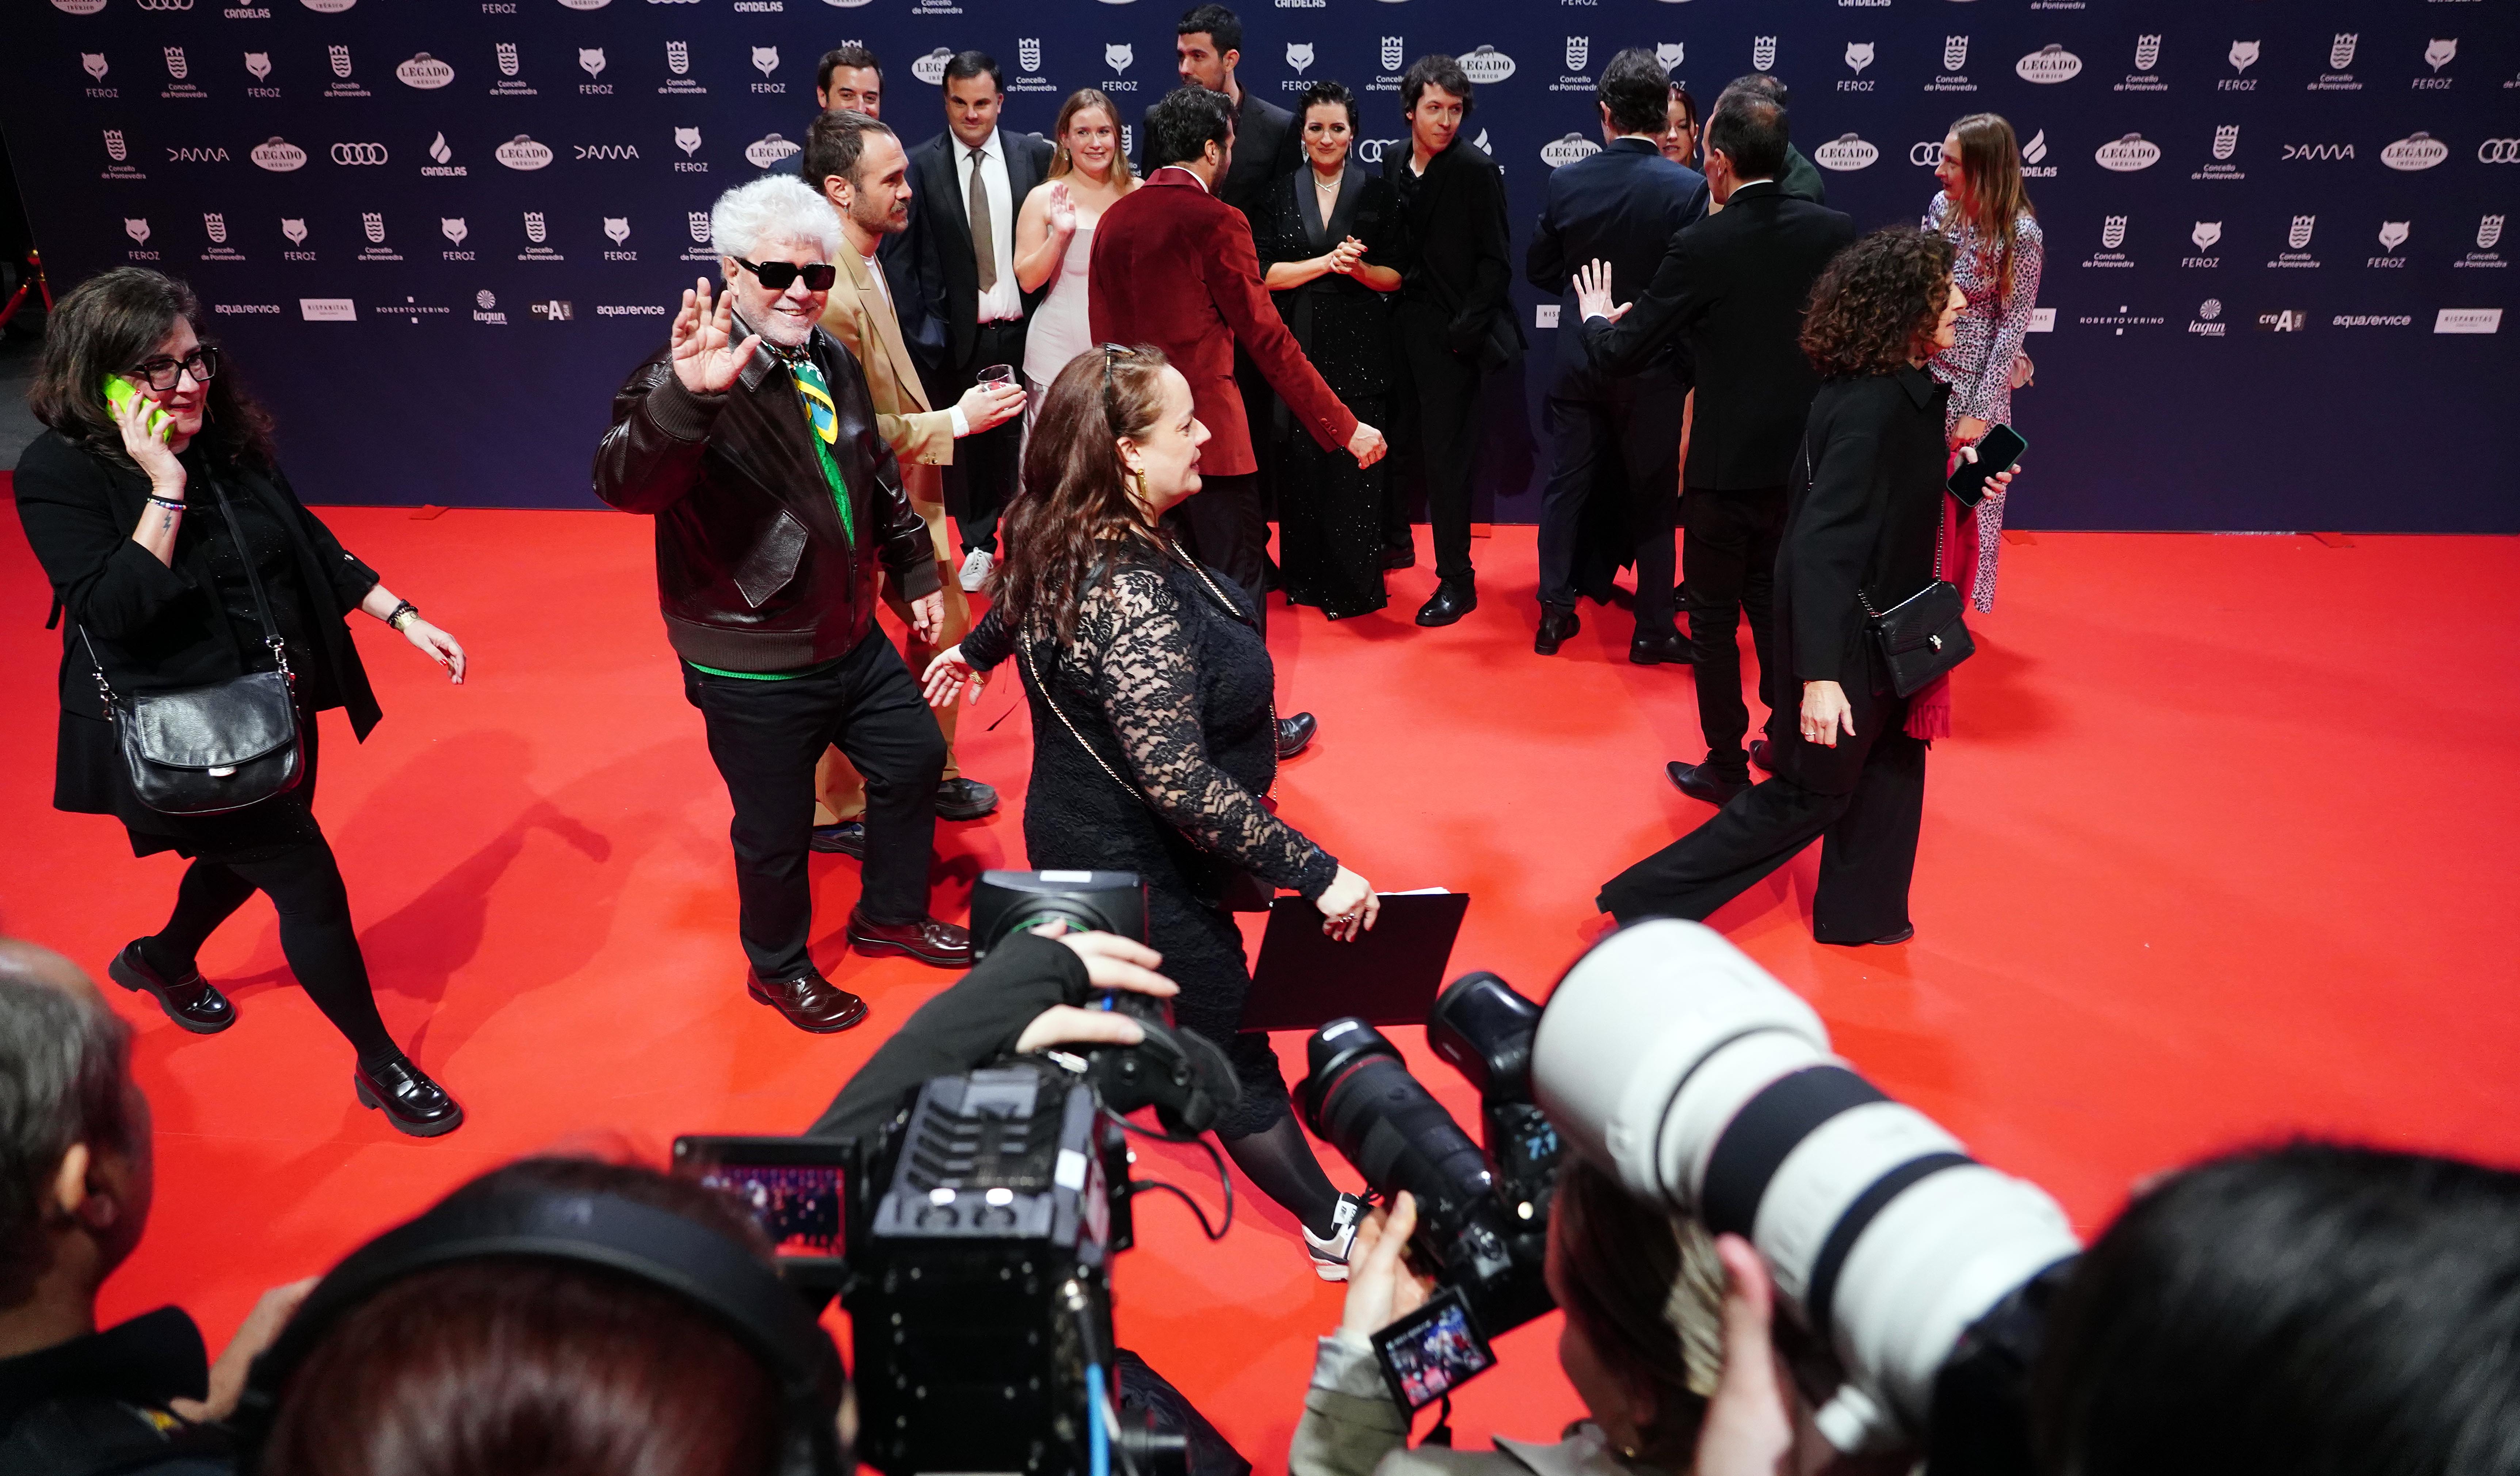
[689,211,712,244]
[2425,39,2456,72]
[2482,216,2506,251]
[397,54,453,88]
[745,133,801,167]
[524,211,547,245]
[328,46,353,80]
[2328,34,2357,72]
[331,142,389,165]
[442,217,467,244]
[1017,39,1040,73]
[2213,125,2239,161]
[204,213,227,244]
[1943,36,1968,72]
[125,218,151,245]
[667,42,690,76]
[164,47,189,81]
[1540,133,1601,168]
[2288,216,2317,250]
[2021,130,2048,165]
[751,47,779,77]
[2134,35,2160,71]
[2016,46,2081,84]
[1457,47,1515,84]
[676,127,703,157]
[1385,38,1408,73]
[605,218,630,244]
[362,212,385,244]
[2192,221,2222,250]
[1288,42,1314,73]
[2382,134,2449,171]
[1101,44,1131,75]
[496,136,554,170]
[1812,133,1880,171]
[913,49,953,85]
[2229,41,2259,73]
[281,218,308,245]
[1655,42,1683,73]
[2378,221,2410,251]
[2100,215,2127,249]
[2095,134,2162,171]
[1751,37,1778,72]
[245,52,271,81]
[2481,140,2520,165]
[2434,309,2501,335]
[580,49,606,79]
[1845,43,1873,74]
[497,44,520,79]
[103,130,128,163]
[1566,37,1588,73]
[84,53,109,81]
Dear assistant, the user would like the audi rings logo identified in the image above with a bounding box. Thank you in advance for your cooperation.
[2478,138,2520,165]
[133,0,194,9]
[331,142,390,166]
[1910,141,1944,167]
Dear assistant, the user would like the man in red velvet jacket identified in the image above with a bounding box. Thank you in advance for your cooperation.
[1091,85,1385,661]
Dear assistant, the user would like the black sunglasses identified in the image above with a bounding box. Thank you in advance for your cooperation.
[733,256,838,292]
[125,346,222,392]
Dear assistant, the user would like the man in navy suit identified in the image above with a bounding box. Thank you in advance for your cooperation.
[1527,48,1707,663]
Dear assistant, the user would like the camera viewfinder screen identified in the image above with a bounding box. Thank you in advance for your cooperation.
[700,1162,844,1259]
[1372,1289,1497,1410]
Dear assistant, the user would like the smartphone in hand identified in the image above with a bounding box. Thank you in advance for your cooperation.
[1948,423,2026,507]
[102,375,174,440]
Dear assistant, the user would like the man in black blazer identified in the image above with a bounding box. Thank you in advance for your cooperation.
[1387,54,1522,628]
[1164,5,1303,227]
[772,46,946,375]
[1679,74,1828,216]
[1527,48,1706,663]
[900,51,1054,586]
[1579,90,1855,802]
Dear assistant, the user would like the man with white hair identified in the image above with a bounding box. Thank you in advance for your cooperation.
[595,175,973,1031]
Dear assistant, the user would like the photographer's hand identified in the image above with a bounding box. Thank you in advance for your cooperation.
[1692,1235,1800,1476]
[1011,924,1178,1054]
[170,1277,318,1425]
[1337,1192,1430,1343]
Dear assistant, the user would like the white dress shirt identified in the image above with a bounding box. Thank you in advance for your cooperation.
[954,129,1023,323]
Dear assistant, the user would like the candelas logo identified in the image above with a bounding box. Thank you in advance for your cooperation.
[915,48,955,84]
[2021,130,2049,165]
[496,135,554,170]
[2094,134,2161,172]
[1540,134,1600,167]
[1457,46,1515,84]
[2381,134,2448,172]
[252,137,309,172]
[396,54,454,88]
[1812,133,1880,171]
[2015,45,2081,83]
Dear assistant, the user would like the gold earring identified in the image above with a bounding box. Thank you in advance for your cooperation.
[1133,467,1149,500]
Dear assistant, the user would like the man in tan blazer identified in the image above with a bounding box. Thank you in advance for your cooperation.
[805,108,1026,848]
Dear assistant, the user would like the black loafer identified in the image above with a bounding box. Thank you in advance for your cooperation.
[1534,606,1579,655]
[935,777,999,821]
[1820,923,1916,947]
[108,940,235,1034]
[1750,738,1776,774]
[1665,760,1749,806]
[808,821,866,858]
[746,967,871,1033]
[354,1055,465,1138]
[1276,712,1318,759]
[1415,580,1477,628]
[1629,628,1692,666]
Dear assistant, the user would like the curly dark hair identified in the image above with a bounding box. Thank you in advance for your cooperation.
[1799,226,1956,380]
[995,343,1177,645]
[29,267,278,470]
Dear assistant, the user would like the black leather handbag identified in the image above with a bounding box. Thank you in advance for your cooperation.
[1857,490,1975,698]
[81,472,305,816]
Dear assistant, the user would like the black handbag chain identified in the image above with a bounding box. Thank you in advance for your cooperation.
[80,466,296,713]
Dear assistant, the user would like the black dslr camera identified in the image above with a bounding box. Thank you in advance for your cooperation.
[1298,972,1563,1407]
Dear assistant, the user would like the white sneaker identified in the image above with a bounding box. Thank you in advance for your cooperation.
[958,548,995,593]
[1304,1193,1368,1282]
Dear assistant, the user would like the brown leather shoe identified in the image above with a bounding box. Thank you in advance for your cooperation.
[845,912,972,969]
[746,968,870,1033]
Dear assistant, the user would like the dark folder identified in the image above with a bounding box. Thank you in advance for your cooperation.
[1240,892,1471,1034]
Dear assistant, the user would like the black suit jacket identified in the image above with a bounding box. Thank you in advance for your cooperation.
[1680,144,1829,222]
[1219,90,1302,226]
[1526,137,1704,384]
[1583,182,1855,490]
[903,127,1057,370]
[1385,137,1523,369]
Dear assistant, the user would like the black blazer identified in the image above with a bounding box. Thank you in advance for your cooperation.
[1776,367,1951,698]
[1526,137,1704,384]
[902,127,1057,369]
[1384,138,1523,368]
[15,431,383,738]
[1583,181,1855,490]
[1218,90,1302,226]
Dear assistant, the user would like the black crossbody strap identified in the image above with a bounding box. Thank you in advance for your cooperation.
[76,466,296,712]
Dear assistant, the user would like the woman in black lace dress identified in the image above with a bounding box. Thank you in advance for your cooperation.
[1254,81,1408,619]
[925,344,1381,1277]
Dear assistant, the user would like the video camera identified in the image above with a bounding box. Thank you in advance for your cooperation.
[678,871,1243,1476]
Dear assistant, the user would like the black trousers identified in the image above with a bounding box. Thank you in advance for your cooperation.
[1538,369,1686,631]
[1683,487,1787,780]
[1394,299,1484,586]
[1164,471,1269,637]
[944,319,1027,554]
[683,627,945,979]
[1598,690,1927,943]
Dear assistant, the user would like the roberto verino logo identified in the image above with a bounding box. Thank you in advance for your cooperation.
[1813,134,1879,171]
[915,49,955,85]
[2382,134,2448,171]
[2015,45,2081,84]
[1540,134,1600,168]
[397,54,454,89]
[497,136,555,170]
[2094,134,2162,172]
[1457,47,1515,84]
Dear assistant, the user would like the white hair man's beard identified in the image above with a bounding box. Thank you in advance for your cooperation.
[749,297,818,348]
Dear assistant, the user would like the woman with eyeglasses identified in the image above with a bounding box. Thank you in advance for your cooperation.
[920,344,1382,1279]
[15,267,468,1135]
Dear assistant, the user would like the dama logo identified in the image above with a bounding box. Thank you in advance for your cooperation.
[2328,34,2357,71]
[2482,216,2506,251]
[667,41,690,76]
[2280,143,2353,163]
[675,127,702,157]
[2381,134,2448,171]
[1751,37,1778,71]
[83,53,109,80]
[1812,133,1880,171]
[164,47,189,81]
[575,144,640,161]
[2191,221,2222,250]
[1844,43,1873,74]
[442,217,467,245]
[2100,215,2127,249]
[1457,46,1515,84]
[1943,36,1968,72]
[496,43,520,79]
[1566,37,1588,73]
[397,53,454,88]
[2228,41,2259,74]
[689,211,712,244]
[1103,44,1132,75]
[125,218,151,245]
[605,218,631,245]
[165,146,230,163]
[496,136,554,170]
[2377,221,2409,252]
[1384,38,1406,73]
[2015,45,2082,83]
[245,52,271,80]
[252,137,309,171]
[1656,43,1683,73]
[1018,39,1041,74]
[328,46,353,80]
[2425,39,2456,72]
[2213,125,2239,161]
[751,47,779,77]
[523,211,548,245]
[1288,42,1315,73]
[579,49,606,79]
[2133,34,2160,71]
[2288,216,2316,251]
[204,213,228,244]
[362,212,386,244]
[2095,133,2162,172]
[103,130,129,163]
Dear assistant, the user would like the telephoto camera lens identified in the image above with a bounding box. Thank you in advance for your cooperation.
[968,870,1149,960]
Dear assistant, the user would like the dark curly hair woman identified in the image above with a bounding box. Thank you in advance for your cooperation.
[1597,226,2014,945]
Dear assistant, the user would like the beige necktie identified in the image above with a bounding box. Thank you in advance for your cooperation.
[967,147,997,293]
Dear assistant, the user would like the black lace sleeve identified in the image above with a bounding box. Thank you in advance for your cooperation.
[1078,568,1340,897]
[961,598,1013,671]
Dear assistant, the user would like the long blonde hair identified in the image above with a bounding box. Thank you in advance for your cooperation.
[1942,112,2035,300]
[1046,89,1137,192]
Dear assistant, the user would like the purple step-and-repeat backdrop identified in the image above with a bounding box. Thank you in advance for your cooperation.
[3,0,2512,531]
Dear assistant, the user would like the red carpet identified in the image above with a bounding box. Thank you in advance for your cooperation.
[4,503,2517,1465]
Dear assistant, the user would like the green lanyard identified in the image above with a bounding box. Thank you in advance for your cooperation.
[789,356,855,542]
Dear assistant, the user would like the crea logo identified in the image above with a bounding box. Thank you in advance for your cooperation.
[362,212,386,244]
[2015,45,2081,83]
[1288,42,1315,73]
[916,48,956,84]
[1566,37,1589,73]
[2228,41,2259,74]
[2021,129,2048,165]
[2288,215,2317,250]
[2377,221,2409,251]
[397,54,454,88]
[2095,133,2162,171]
[2328,34,2357,72]
[1844,43,1873,74]
[2212,125,2239,161]
[579,49,607,79]
[2475,139,2520,165]
[125,218,151,245]
[280,218,308,245]
[2434,309,2501,335]
[442,217,468,245]
[496,136,554,170]
[1812,133,1879,171]
[1910,141,1944,167]
[2382,134,2448,171]
[605,217,631,244]
[2192,221,2222,250]
[745,133,801,167]
[1751,37,1778,72]
[245,53,272,81]
[675,127,702,156]
[2100,214,2126,249]
[252,137,309,171]
[331,141,390,165]
[523,211,547,244]
[1387,38,1410,73]
[103,130,129,163]
[1655,42,1683,72]
[203,213,228,244]
[2482,216,2506,251]
[2256,309,2307,333]
[300,299,357,322]
[1943,36,1968,72]
[751,47,779,76]
[2426,39,2457,72]
[2133,34,2160,71]
[1458,46,1515,84]
[1540,133,1600,167]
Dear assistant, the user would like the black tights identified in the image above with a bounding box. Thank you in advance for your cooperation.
[1220,1114,1343,1240]
[142,837,399,1067]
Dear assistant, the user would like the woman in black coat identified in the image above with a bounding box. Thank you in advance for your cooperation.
[15,268,470,1136]
[1595,228,2014,943]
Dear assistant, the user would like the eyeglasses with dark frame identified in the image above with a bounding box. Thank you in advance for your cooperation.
[733,256,839,292]
[124,346,222,393]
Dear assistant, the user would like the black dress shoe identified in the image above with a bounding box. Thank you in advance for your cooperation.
[746,967,870,1033]
[1750,738,1775,774]
[1534,606,1580,655]
[847,912,973,969]
[354,1055,465,1137]
[808,821,866,858]
[108,939,235,1034]
[1276,712,1318,759]
[1820,923,1916,946]
[1665,760,1750,806]
[1629,627,1692,666]
[1414,580,1477,628]
[1380,544,1417,571]
[935,777,999,821]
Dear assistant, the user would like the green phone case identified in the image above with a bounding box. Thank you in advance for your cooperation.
[103,375,175,439]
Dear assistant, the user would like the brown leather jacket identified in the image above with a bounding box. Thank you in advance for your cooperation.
[592,321,940,673]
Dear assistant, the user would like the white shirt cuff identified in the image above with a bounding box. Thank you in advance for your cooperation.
[949,405,971,438]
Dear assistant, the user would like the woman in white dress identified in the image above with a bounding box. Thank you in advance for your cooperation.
[1016,89,1137,423]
